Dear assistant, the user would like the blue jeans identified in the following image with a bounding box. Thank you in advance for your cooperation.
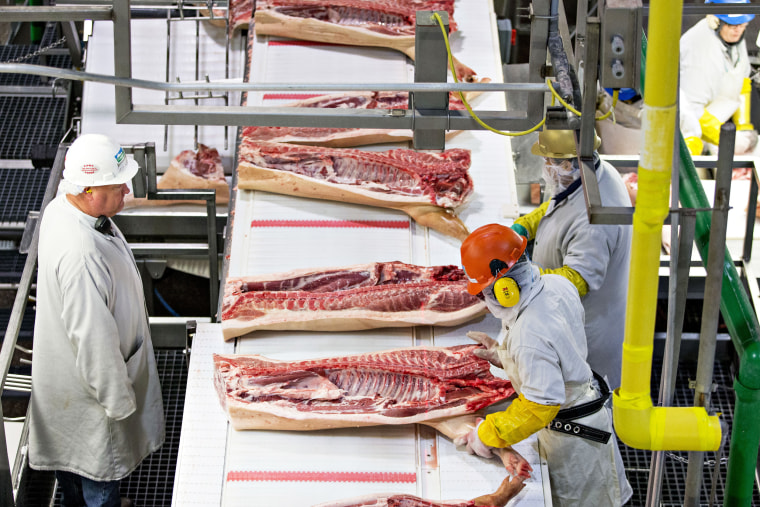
[55,470,121,507]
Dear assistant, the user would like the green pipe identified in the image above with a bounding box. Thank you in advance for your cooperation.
[637,32,760,504]
[728,377,760,505]
[675,136,760,506]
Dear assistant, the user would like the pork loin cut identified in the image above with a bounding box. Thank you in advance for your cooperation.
[213,344,514,430]
[221,262,486,340]
[236,141,473,240]
[242,89,488,148]
[252,0,478,83]
[124,144,229,208]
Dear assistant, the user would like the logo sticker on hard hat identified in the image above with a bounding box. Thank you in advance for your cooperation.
[115,147,126,169]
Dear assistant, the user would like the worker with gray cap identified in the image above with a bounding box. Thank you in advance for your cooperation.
[510,129,632,390]
[28,134,165,507]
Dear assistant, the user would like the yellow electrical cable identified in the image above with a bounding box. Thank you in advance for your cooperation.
[432,12,545,137]
[430,12,619,134]
[596,89,619,121]
[546,80,619,121]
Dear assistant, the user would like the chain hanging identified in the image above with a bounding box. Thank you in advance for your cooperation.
[0,36,67,65]
[665,452,729,468]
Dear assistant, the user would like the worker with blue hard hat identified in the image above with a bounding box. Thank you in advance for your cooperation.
[680,0,758,156]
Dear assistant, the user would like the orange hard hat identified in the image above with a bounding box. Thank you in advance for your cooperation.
[460,224,528,295]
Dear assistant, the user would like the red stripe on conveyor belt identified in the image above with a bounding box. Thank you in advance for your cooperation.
[263,93,324,101]
[227,470,417,483]
[268,40,337,47]
[250,219,410,229]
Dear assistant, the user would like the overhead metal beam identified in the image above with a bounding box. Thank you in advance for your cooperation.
[0,6,113,21]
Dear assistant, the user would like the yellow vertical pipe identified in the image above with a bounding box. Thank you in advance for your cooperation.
[612,0,722,450]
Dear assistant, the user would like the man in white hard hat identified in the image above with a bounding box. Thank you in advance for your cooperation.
[28,134,165,507]
[510,129,632,391]
[680,0,758,156]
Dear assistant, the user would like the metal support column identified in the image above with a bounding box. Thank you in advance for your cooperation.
[683,122,736,506]
[411,10,449,151]
[128,143,219,320]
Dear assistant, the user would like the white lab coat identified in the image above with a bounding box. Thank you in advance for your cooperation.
[495,274,632,506]
[29,195,165,481]
[680,18,750,142]
[532,159,632,390]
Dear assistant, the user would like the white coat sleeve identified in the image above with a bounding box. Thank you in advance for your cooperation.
[559,220,621,293]
[58,254,137,421]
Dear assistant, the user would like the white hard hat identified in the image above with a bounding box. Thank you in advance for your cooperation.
[63,134,139,187]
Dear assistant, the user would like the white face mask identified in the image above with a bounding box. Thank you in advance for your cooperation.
[542,159,579,196]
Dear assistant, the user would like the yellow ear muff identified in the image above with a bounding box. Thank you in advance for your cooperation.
[493,277,520,307]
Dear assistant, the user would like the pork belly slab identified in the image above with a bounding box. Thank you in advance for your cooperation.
[221,262,487,340]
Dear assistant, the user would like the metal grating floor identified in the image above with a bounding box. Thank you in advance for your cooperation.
[0,169,50,224]
[620,359,760,506]
[0,250,28,284]
[118,349,188,506]
[0,307,35,343]
[0,96,66,159]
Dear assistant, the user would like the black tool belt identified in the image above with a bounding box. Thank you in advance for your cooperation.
[547,371,612,444]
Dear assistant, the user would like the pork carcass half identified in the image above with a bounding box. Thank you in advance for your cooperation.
[242,89,489,148]
[221,262,486,340]
[213,344,514,430]
[236,141,473,240]
[124,144,229,208]
[252,0,478,83]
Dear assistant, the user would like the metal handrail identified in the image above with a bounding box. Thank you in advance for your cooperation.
[0,145,66,504]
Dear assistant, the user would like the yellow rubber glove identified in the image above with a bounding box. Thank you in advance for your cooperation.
[733,77,754,131]
[538,265,589,297]
[699,109,724,146]
[512,200,551,241]
[684,136,704,156]
[478,393,561,447]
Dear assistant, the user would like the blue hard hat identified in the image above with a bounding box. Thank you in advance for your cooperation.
[706,0,755,25]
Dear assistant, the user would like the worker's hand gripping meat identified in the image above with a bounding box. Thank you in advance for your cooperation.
[460,223,632,505]
[471,475,527,507]
[467,331,503,368]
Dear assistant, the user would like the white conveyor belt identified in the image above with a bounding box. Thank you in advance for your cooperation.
[174,323,551,506]
[173,0,549,504]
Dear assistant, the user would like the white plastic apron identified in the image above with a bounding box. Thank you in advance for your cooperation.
[497,345,631,506]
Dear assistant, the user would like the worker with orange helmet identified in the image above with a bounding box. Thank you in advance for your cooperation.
[510,129,632,391]
[459,223,631,506]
